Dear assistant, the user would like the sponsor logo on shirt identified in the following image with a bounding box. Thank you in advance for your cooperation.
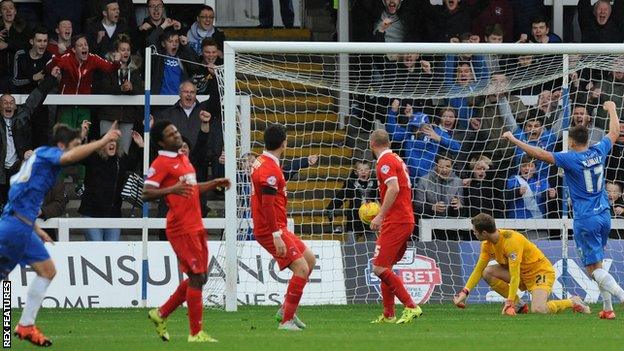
[267,175,277,186]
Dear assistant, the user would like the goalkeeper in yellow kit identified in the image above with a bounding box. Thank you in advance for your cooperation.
[454,213,591,315]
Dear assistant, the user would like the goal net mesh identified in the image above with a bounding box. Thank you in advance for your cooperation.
[214,50,624,307]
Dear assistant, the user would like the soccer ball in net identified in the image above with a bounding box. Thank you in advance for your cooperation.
[358,202,380,225]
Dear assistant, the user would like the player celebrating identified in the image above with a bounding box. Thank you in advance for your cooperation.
[503,100,624,319]
[368,129,422,324]
[4,123,121,346]
[144,120,230,342]
[250,124,316,331]
[454,213,590,315]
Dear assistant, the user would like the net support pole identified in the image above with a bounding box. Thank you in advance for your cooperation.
[141,46,152,307]
[223,42,238,312]
[337,0,349,129]
[560,54,571,299]
[553,0,564,44]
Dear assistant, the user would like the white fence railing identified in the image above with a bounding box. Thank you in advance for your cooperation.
[419,218,624,242]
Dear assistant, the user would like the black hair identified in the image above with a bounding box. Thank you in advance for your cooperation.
[531,14,550,27]
[102,0,118,12]
[150,120,174,147]
[159,29,179,43]
[32,26,49,39]
[569,125,589,145]
[52,124,81,146]
[198,5,214,14]
[264,124,287,151]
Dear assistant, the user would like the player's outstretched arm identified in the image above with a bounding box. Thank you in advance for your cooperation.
[454,250,490,309]
[59,121,121,166]
[197,177,231,194]
[142,181,193,201]
[501,131,555,165]
[604,101,620,145]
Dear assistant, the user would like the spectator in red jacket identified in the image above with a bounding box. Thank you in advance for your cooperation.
[47,34,120,128]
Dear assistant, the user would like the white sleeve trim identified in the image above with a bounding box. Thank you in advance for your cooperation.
[145,180,160,187]
[384,176,398,184]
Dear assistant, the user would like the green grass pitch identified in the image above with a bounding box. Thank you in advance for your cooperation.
[10,304,623,350]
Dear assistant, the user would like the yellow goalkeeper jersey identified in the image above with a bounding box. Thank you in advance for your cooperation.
[464,229,549,300]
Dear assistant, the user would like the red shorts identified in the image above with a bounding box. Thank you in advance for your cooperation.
[169,230,208,274]
[373,222,414,268]
[256,229,306,270]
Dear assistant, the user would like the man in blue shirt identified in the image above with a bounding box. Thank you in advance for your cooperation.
[503,100,623,320]
[3,123,121,346]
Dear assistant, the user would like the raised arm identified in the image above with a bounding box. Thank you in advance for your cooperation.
[604,101,621,145]
[502,131,555,165]
[59,123,121,165]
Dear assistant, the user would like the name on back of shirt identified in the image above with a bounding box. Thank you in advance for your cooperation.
[582,156,601,168]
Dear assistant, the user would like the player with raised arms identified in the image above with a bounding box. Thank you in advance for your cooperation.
[250,124,316,331]
[145,120,230,342]
[4,122,121,346]
[368,129,422,324]
[503,100,624,319]
[454,213,590,315]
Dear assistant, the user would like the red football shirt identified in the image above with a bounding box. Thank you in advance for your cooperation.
[145,150,204,237]
[376,149,415,225]
[250,151,288,237]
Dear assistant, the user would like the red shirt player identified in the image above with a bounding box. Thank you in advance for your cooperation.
[143,120,230,343]
[369,129,423,324]
[250,124,315,331]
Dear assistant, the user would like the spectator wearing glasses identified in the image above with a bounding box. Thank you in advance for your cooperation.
[138,0,181,48]
[186,5,224,57]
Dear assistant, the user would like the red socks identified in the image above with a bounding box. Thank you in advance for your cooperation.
[381,281,395,317]
[378,269,416,309]
[186,286,203,335]
[159,279,189,318]
[282,275,307,323]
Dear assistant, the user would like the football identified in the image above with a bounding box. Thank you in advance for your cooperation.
[358,201,380,225]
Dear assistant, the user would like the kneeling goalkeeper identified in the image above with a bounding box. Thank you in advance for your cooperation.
[454,213,590,315]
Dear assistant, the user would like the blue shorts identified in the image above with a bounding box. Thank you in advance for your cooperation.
[573,211,611,266]
[0,215,50,280]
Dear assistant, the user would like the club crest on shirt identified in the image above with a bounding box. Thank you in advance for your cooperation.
[267,175,277,186]
[381,165,390,174]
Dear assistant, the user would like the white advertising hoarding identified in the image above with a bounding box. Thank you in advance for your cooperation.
[8,241,346,308]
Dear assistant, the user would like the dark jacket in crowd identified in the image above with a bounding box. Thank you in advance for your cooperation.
[578,0,624,43]
[147,27,196,94]
[0,76,57,184]
[0,16,31,83]
[85,18,134,57]
[95,53,144,124]
[155,98,222,161]
[39,179,67,220]
[79,147,141,217]
[351,0,425,42]
[463,178,505,218]
[326,173,378,233]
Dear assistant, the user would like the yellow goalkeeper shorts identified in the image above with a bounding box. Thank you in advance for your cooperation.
[520,258,556,294]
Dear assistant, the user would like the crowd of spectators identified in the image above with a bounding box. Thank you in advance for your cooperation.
[330,0,624,240]
[0,0,228,240]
